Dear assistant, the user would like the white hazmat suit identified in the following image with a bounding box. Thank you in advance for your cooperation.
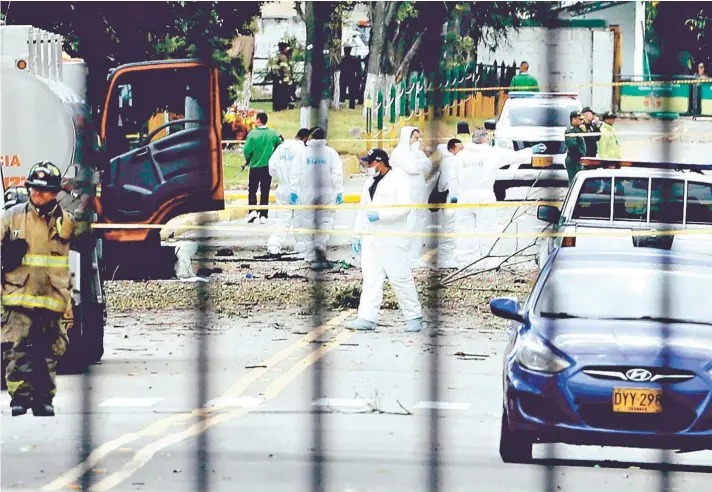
[267,138,305,254]
[294,138,344,261]
[389,126,432,268]
[433,143,461,268]
[346,164,423,332]
[455,143,535,265]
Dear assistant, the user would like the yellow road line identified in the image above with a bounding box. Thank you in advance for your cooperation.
[41,311,351,491]
[88,329,356,492]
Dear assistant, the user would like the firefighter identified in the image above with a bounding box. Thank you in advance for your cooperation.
[1,162,87,416]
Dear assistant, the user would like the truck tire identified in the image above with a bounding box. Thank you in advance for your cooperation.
[494,184,507,202]
[1,342,9,391]
[56,302,106,374]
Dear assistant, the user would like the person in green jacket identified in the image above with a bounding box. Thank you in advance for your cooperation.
[565,110,587,183]
[597,111,621,159]
[509,61,540,92]
[243,112,283,223]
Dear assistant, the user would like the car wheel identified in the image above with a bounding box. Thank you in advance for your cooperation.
[494,184,507,202]
[499,407,533,463]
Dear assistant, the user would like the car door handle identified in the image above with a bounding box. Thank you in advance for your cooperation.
[135,148,150,157]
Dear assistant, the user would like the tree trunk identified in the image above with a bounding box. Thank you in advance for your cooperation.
[300,2,333,132]
[362,1,388,116]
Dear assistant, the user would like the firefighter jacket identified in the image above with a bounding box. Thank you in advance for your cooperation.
[1,201,78,314]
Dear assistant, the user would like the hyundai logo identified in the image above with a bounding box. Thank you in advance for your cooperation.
[625,368,653,382]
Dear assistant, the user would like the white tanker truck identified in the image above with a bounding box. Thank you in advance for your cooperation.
[1,25,225,375]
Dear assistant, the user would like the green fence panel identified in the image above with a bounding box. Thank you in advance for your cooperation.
[377,91,384,130]
[390,84,396,123]
[419,73,426,112]
[619,82,691,114]
[400,80,406,117]
[700,83,712,116]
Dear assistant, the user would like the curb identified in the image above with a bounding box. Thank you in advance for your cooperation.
[161,193,362,240]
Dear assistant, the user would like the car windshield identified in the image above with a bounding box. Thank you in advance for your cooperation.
[501,103,579,127]
[534,264,712,325]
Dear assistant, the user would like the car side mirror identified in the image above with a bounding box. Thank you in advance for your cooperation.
[537,205,561,225]
[490,297,524,323]
[484,119,497,131]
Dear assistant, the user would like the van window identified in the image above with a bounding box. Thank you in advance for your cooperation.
[650,179,685,224]
[572,178,611,220]
[613,178,648,222]
[686,182,712,224]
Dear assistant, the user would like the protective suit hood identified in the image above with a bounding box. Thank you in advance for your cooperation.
[397,126,419,148]
[308,139,327,148]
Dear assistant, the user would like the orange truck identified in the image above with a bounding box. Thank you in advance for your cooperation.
[1,25,225,374]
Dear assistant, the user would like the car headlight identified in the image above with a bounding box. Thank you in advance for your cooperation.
[517,333,571,373]
[496,138,514,151]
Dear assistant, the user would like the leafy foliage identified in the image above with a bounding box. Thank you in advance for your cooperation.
[646,1,711,74]
[0,1,262,110]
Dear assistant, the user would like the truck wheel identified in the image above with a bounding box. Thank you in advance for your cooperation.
[494,184,507,202]
[1,342,9,391]
[499,408,534,463]
[56,303,106,374]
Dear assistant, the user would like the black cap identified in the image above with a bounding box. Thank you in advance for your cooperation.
[602,111,616,120]
[570,110,582,120]
[362,148,389,164]
[581,106,594,114]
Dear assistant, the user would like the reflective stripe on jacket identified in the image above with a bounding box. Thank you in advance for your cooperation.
[1,201,76,313]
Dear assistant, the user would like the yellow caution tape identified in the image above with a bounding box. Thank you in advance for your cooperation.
[91,220,712,241]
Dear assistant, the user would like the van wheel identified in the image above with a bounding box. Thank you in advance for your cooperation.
[499,408,534,463]
[494,184,507,202]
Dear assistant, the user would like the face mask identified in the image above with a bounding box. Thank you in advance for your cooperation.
[366,166,377,177]
[411,141,421,151]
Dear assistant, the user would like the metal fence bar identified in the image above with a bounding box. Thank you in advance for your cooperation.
[195,201,211,491]
[543,25,559,492]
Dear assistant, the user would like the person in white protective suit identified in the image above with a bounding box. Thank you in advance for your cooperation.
[454,130,545,266]
[294,127,345,262]
[431,138,464,269]
[389,126,433,269]
[267,128,310,254]
[345,149,424,333]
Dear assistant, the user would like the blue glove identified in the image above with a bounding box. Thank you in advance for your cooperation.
[450,197,458,203]
[290,193,298,205]
[367,211,380,222]
[336,193,343,205]
[352,238,361,254]
[532,143,547,154]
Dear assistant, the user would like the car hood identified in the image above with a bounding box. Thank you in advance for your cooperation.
[530,317,712,364]
[496,126,565,140]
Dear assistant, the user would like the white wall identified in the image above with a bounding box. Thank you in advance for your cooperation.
[560,1,636,76]
[477,27,614,111]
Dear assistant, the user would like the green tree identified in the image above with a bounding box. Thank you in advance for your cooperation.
[0,1,262,112]
[646,1,711,75]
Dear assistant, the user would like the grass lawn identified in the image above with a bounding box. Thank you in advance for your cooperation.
[222,100,489,189]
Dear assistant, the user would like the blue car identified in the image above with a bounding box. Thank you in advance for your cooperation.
[491,248,712,463]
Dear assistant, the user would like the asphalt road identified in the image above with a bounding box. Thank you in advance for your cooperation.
[3,309,712,492]
[3,118,712,491]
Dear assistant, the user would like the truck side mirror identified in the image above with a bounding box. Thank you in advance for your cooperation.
[484,119,497,131]
[537,205,561,224]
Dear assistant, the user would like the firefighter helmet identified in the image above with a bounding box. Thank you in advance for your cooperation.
[25,161,63,192]
[3,186,29,209]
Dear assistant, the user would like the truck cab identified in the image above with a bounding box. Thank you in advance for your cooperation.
[536,158,712,269]
[1,25,224,373]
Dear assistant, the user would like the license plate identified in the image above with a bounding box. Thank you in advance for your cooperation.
[532,156,553,168]
[613,388,662,413]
